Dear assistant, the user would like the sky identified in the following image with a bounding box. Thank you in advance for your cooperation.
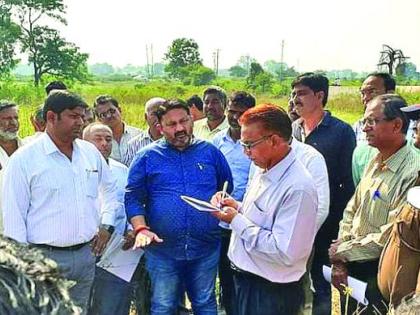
[55,0,420,72]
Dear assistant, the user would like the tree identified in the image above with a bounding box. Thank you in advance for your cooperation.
[89,63,115,77]
[236,55,256,73]
[164,38,202,79]
[6,0,89,85]
[184,65,215,86]
[254,72,274,93]
[0,3,20,77]
[378,44,409,75]
[228,65,247,77]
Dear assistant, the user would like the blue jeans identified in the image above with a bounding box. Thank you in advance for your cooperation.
[145,247,220,315]
[89,267,131,315]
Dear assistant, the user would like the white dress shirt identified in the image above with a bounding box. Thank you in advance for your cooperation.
[0,137,24,233]
[291,139,330,231]
[107,158,129,234]
[228,150,318,283]
[2,133,120,247]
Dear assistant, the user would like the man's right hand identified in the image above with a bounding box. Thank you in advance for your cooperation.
[332,262,349,293]
[211,191,238,210]
[133,230,163,250]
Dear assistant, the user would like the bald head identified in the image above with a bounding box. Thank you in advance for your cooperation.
[145,97,166,114]
[83,122,113,159]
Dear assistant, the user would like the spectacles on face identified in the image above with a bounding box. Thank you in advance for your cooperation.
[360,88,378,97]
[97,108,117,119]
[361,117,392,127]
[239,134,273,151]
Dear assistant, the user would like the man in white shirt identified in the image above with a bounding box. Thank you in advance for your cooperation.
[211,104,318,315]
[2,90,120,314]
[94,95,141,163]
[0,100,25,232]
[83,122,133,315]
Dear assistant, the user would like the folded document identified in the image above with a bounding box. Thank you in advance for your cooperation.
[180,195,221,212]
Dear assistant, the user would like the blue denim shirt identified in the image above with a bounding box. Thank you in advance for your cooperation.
[292,112,356,235]
[212,129,251,202]
[125,138,233,260]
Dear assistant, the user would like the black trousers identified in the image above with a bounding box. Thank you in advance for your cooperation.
[233,269,304,315]
[342,260,387,315]
[219,229,236,315]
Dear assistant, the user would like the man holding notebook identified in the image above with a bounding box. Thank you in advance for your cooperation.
[125,99,232,315]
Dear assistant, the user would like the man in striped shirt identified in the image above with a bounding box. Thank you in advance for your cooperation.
[329,94,420,314]
[122,97,165,166]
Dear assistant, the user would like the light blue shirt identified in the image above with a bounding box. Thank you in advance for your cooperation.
[212,129,251,201]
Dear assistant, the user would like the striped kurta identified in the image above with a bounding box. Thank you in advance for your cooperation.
[337,144,420,262]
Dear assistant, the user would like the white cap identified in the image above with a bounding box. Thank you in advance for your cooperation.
[407,186,420,209]
[401,104,420,120]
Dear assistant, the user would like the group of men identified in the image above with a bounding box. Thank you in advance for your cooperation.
[0,72,419,315]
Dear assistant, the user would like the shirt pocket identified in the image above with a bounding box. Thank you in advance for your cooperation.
[246,202,272,229]
[85,169,99,198]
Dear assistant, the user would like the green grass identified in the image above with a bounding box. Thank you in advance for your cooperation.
[1,80,418,137]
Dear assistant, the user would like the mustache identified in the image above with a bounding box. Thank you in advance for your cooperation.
[175,131,187,137]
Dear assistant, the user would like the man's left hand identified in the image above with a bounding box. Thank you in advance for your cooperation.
[212,206,238,223]
[91,228,111,256]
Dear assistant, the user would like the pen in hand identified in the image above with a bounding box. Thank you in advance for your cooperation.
[219,181,229,210]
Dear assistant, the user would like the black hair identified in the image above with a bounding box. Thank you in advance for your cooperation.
[366,72,396,92]
[291,72,329,106]
[186,95,203,111]
[203,86,227,107]
[155,99,190,122]
[229,91,256,109]
[45,81,67,95]
[43,90,88,120]
[93,95,119,108]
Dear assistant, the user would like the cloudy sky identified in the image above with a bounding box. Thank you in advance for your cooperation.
[57,0,419,72]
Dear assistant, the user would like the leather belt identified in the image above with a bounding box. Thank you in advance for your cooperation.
[31,241,91,251]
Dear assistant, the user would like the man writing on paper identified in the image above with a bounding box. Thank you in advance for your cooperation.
[329,94,420,314]
[125,99,233,315]
[212,104,318,315]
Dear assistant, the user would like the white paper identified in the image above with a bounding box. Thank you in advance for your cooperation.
[180,195,221,212]
[97,233,144,282]
[323,265,369,306]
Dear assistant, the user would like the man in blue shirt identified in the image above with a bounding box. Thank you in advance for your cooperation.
[212,91,255,315]
[291,73,356,314]
[125,99,233,315]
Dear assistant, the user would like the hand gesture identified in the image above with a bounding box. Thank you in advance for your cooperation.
[133,230,163,250]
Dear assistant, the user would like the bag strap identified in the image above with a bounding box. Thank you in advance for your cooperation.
[397,221,420,253]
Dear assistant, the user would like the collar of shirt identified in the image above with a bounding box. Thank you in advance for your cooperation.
[296,111,331,140]
[160,136,199,152]
[257,149,296,184]
[374,143,413,173]
[41,133,85,157]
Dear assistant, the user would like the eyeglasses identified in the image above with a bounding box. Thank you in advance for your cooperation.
[97,108,117,119]
[361,117,392,127]
[359,88,378,97]
[239,135,273,151]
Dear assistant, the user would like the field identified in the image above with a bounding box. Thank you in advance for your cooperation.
[1,80,420,137]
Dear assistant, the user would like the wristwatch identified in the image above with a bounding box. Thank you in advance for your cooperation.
[100,224,115,234]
